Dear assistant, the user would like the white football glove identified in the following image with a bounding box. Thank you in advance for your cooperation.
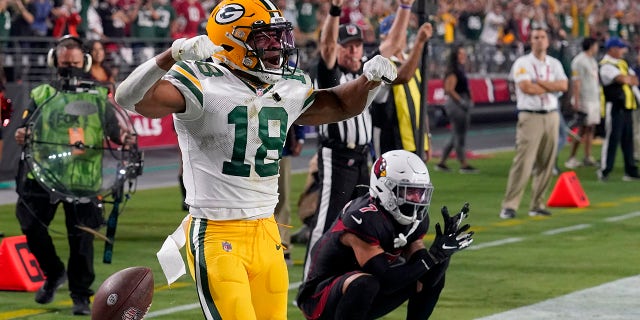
[363,55,397,84]
[171,35,224,62]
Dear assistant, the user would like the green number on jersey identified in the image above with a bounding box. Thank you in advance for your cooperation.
[222,106,288,177]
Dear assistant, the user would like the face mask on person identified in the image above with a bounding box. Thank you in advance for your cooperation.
[58,66,86,79]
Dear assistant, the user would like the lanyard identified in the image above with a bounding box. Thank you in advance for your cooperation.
[532,60,551,107]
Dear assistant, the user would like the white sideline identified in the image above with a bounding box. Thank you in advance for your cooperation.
[474,274,640,320]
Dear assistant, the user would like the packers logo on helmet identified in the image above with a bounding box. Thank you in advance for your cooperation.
[207,0,298,84]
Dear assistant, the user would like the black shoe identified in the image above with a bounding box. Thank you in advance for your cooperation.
[71,295,91,316]
[435,163,451,172]
[459,165,479,174]
[597,170,608,182]
[499,208,516,219]
[35,271,67,304]
[529,208,552,217]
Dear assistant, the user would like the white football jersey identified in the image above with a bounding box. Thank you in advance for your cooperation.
[163,61,315,220]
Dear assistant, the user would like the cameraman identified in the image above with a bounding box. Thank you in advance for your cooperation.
[13,35,132,315]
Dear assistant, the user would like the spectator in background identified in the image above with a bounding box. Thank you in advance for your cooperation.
[438,2,457,44]
[86,39,116,93]
[274,125,305,265]
[437,45,479,174]
[51,0,80,37]
[371,7,434,161]
[173,0,205,39]
[129,0,161,64]
[85,0,104,40]
[458,0,484,43]
[0,83,12,163]
[565,37,600,169]
[479,1,505,73]
[499,27,568,219]
[0,0,11,41]
[598,37,640,181]
[295,0,319,45]
[153,0,176,43]
[8,0,35,81]
[96,0,131,65]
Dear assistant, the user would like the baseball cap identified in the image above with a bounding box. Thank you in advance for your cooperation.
[338,24,363,45]
[604,37,628,50]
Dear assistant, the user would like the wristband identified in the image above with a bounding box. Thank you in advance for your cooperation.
[399,4,412,10]
[329,5,342,17]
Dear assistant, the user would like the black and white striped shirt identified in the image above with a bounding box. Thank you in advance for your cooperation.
[315,57,372,147]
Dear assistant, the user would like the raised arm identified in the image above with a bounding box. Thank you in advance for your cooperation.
[319,0,343,70]
[114,36,222,118]
[295,55,397,125]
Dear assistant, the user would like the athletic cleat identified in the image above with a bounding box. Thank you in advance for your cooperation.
[582,157,598,167]
[35,271,67,304]
[596,170,608,182]
[528,208,552,217]
[499,208,516,219]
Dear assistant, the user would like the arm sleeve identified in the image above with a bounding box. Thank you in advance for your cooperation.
[361,251,432,294]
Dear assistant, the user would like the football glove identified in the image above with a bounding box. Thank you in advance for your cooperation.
[441,202,470,236]
[363,55,397,84]
[427,221,474,265]
[171,35,223,62]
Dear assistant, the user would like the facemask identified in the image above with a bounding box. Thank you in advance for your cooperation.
[58,66,86,79]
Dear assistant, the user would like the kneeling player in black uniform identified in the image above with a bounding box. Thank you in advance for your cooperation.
[297,149,474,320]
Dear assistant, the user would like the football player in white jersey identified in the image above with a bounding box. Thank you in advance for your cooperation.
[115,0,396,319]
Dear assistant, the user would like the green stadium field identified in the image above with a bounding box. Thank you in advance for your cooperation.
[0,146,638,319]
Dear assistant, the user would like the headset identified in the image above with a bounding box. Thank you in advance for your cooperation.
[47,35,92,73]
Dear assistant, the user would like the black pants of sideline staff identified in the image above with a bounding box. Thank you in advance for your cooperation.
[601,107,639,178]
[15,178,103,298]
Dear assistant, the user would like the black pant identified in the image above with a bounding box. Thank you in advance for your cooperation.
[602,108,638,177]
[15,179,103,297]
[303,145,370,279]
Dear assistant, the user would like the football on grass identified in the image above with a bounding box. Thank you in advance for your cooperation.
[91,266,154,320]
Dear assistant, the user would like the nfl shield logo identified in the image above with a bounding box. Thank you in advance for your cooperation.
[222,241,232,252]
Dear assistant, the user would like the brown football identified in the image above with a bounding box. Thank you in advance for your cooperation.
[91,266,154,320]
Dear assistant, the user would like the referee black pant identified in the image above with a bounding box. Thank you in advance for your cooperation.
[303,145,370,279]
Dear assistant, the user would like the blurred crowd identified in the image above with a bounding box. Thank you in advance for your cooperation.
[1,0,640,82]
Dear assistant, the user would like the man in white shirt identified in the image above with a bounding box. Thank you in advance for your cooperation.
[499,27,568,219]
[565,37,600,169]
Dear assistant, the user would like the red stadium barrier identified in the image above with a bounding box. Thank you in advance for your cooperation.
[129,113,178,149]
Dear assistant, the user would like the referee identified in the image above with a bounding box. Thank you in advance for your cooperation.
[302,0,405,280]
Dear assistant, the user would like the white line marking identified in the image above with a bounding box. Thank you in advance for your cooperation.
[146,303,200,318]
[605,211,640,222]
[474,274,640,320]
[467,237,523,250]
[542,224,591,235]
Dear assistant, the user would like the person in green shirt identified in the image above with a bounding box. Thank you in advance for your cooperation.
[13,35,132,316]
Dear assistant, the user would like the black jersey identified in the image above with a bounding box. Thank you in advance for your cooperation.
[298,195,429,302]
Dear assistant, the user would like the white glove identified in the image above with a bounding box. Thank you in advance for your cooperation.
[363,55,397,84]
[171,35,224,61]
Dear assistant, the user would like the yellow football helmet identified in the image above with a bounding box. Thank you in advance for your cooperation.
[207,0,297,84]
